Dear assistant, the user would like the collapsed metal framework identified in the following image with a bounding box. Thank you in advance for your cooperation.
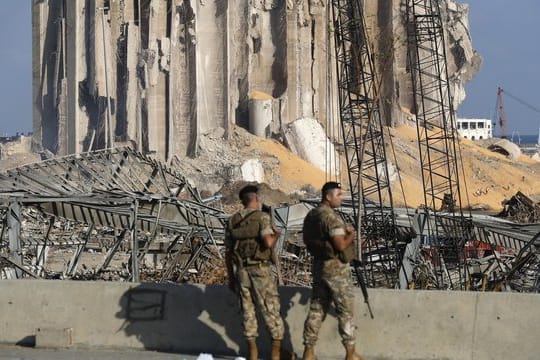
[0,148,227,282]
[505,232,540,292]
[0,148,538,293]
[405,0,471,289]
[330,0,402,287]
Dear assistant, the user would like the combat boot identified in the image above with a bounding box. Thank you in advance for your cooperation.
[247,338,258,360]
[345,344,366,360]
[302,345,315,360]
[271,339,281,360]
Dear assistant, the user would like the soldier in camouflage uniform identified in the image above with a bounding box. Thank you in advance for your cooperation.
[225,185,292,360]
[301,182,365,360]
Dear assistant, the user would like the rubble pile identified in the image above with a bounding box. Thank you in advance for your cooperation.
[498,191,540,224]
[1,128,539,292]
[0,148,227,284]
[171,126,325,198]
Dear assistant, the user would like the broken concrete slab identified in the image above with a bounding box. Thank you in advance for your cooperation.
[488,139,521,160]
[284,117,340,175]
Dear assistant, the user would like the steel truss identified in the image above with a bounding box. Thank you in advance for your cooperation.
[405,0,471,289]
[0,147,199,199]
[330,0,402,287]
[0,148,226,282]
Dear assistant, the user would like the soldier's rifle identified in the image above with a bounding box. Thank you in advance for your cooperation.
[352,259,374,319]
[342,210,374,319]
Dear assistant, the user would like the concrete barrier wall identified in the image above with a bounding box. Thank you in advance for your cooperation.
[0,280,538,359]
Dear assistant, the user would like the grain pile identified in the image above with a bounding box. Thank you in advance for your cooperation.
[385,124,540,211]
[211,123,540,213]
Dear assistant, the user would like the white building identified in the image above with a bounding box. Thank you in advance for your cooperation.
[456,118,492,140]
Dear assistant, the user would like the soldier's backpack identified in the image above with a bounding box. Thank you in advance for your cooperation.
[228,210,272,263]
[302,208,335,260]
[303,207,356,263]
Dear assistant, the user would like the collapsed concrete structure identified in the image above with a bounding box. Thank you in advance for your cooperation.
[32,0,481,162]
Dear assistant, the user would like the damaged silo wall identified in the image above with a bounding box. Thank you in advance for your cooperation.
[363,0,481,125]
[32,0,480,161]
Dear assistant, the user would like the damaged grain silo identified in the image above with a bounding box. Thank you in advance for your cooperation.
[32,0,481,163]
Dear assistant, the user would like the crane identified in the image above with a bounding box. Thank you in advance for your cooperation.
[496,87,508,138]
[405,0,471,290]
[496,86,540,140]
[330,0,402,288]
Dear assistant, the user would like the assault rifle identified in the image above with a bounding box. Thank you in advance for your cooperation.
[262,204,284,285]
[352,259,374,319]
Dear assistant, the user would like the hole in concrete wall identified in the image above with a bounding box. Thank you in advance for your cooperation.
[215,0,227,18]
[166,0,172,35]
[140,0,151,49]
[252,37,262,54]
[116,24,128,138]
[451,42,466,70]
[270,2,287,98]
[133,0,140,25]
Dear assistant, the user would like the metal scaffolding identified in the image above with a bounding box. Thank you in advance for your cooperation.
[330,0,402,287]
[405,0,471,289]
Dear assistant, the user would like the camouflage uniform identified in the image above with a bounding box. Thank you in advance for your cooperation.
[225,208,285,341]
[303,204,356,347]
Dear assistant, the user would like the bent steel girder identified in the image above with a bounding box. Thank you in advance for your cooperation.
[0,147,200,200]
[31,196,225,236]
[0,193,226,280]
[504,231,540,292]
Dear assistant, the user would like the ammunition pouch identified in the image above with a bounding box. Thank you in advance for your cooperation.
[229,211,272,265]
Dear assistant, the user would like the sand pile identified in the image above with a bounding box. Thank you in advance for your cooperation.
[385,124,540,211]
[174,123,540,212]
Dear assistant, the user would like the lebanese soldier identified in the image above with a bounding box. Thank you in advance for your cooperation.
[225,185,291,360]
[301,182,365,360]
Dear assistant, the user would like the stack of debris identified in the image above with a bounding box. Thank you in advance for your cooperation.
[0,147,227,283]
[1,148,539,294]
[498,192,540,223]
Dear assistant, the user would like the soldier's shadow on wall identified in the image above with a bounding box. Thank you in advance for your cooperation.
[279,286,311,357]
[116,283,239,356]
[115,283,311,358]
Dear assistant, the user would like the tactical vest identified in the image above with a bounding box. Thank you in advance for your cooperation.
[228,210,272,264]
[302,207,355,263]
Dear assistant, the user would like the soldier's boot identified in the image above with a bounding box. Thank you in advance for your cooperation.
[247,338,258,360]
[344,344,366,360]
[302,345,315,360]
[271,339,281,360]
[271,339,296,360]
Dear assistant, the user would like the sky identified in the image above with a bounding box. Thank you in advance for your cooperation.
[0,1,539,137]
[458,0,540,137]
[0,1,31,136]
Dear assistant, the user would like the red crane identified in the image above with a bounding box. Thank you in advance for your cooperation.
[496,86,508,138]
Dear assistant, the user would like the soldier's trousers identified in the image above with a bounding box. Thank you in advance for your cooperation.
[237,262,284,340]
[303,258,356,346]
